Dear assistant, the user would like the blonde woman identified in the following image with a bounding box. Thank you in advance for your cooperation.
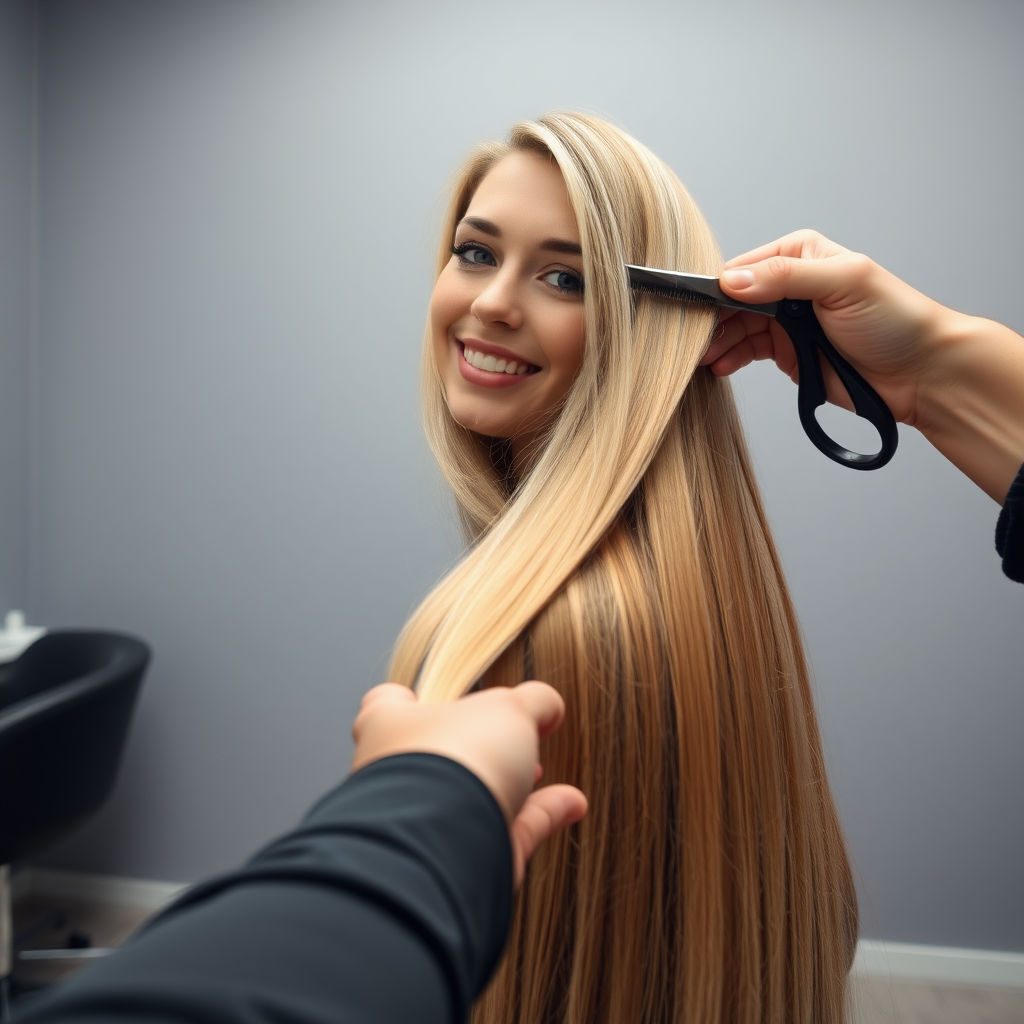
[389,113,858,1024]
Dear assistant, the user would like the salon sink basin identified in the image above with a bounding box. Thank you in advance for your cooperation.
[0,631,150,865]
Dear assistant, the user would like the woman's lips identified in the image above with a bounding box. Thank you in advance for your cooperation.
[456,340,539,389]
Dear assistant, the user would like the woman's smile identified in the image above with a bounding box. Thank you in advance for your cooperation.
[430,150,586,448]
[457,338,540,387]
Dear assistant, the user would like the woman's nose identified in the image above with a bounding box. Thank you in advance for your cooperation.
[470,271,523,330]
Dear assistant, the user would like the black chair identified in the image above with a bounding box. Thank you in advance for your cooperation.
[0,631,150,1020]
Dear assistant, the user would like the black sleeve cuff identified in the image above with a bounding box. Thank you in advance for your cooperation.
[995,461,1024,583]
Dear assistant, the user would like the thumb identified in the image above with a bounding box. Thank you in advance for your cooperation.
[720,252,873,309]
[509,784,587,888]
[358,682,417,710]
[351,682,416,745]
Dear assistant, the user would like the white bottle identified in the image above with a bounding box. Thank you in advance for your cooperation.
[0,609,47,663]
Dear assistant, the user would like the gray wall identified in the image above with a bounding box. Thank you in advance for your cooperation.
[0,0,33,614]
[17,0,1024,952]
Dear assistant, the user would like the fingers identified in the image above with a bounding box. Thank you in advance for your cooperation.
[699,310,797,380]
[509,784,588,887]
[705,338,762,377]
[700,310,773,367]
[511,681,565,741]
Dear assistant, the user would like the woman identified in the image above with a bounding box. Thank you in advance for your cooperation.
[389,113,857,1024]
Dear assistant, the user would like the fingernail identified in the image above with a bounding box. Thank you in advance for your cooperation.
[721,268,755,289]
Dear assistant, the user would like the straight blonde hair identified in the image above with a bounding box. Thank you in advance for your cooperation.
[389,113,857,1024]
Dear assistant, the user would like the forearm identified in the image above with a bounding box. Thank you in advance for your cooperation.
[915,310,1024,504]
[15,755,513,1024]
[11,881,454,1024]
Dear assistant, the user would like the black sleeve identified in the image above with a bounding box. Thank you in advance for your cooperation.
[14,753,513,1024]
[995,461,1024,583]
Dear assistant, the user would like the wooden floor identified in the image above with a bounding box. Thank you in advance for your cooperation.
[12,891,1024,1021]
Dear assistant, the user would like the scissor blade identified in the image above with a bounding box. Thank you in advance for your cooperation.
[626,265,778,316]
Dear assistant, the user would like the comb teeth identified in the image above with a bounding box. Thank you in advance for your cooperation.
[629,280,719,307]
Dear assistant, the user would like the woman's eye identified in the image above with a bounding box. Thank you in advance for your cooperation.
[451,242,495,266]
[543,269,584,296]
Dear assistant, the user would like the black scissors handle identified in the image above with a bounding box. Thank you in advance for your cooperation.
[774,299,898,470]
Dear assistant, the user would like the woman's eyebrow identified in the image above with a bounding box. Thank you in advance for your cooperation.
[457,217,582,257]
[459,216,500,236]
[540,238,582,256]
[458,214,581,256]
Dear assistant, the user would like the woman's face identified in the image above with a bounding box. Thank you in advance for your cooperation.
[430,151,586,450]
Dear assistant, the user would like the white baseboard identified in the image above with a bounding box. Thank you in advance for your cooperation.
[854,939,1024,989]
[11,868,188,910]
[12,869,1024,989]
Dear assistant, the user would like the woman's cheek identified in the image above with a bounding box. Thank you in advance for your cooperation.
[549,309,586,379]
[429,272,462,371]
[429,273,453,334]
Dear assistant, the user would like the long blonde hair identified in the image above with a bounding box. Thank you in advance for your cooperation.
[389,113,857,1024]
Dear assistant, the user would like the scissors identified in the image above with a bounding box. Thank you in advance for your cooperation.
[626,264,898,471]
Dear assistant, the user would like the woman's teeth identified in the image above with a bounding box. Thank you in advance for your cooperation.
[463,346,531,375]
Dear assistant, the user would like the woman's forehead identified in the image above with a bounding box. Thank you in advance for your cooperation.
[463,152,580,243]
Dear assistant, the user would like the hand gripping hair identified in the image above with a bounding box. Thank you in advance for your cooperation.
[389,113,857,1024]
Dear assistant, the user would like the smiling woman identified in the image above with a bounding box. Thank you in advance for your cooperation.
[430,151,585,451]
[390,114,857,1024]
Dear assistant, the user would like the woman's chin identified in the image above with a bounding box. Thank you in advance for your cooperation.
[446,401,516,441]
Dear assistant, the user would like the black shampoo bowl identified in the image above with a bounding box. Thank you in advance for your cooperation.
[0,631,150,865]
[0,631,150,1018]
